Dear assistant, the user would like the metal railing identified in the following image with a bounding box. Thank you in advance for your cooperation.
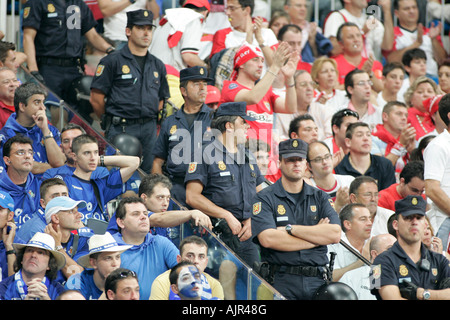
[16,66,285,300]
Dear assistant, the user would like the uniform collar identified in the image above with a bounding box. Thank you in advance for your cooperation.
[272,178,315,203]
[391,241,429,266]
[175,103,211,119]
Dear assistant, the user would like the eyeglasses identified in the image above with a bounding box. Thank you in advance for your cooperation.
[13,149,35,157]
[355,80,373,87]
[309,153,332,164]
[224,5,242,12]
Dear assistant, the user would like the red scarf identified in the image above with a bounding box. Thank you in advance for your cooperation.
[407,107,435,140]
[372,124,409,165]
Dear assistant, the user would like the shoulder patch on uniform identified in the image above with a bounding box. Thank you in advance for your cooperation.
[24,7,30,19]
[188,162,197,173]
[95,65,105,77]
[371,264,381,280]
[328,198,335,209]
[253,202,261,215]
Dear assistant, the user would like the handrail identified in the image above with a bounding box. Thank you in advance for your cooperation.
[17,65,285,300]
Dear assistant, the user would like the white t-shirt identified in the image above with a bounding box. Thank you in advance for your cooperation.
[423,129,450,232]
[323,9,385,61]
[149,8,204,71]
[339,265,376,300]
[102,0,148,42]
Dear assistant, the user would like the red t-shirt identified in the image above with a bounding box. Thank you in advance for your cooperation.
[220,80,279,145]
[332,54,383,84]
[378,183,427,211]
[0,101,14,129]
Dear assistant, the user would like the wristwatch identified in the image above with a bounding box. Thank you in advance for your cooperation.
[285,224,293,235]
[43,132,53,140]
[422,290,431,300]
[55,245,64,251]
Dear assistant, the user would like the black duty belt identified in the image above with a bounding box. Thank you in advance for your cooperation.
[271,265,324,277]
[37,57,81,67]
[111,116,155,126]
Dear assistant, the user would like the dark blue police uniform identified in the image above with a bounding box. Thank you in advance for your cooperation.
[371,241,450,300]
[152,66,214,207]
[251,138,341,300]
[90,10,170,173]
[370,195,450,300]
[22,0,96,102]
[334,153,396,191]
[184,102,265,267]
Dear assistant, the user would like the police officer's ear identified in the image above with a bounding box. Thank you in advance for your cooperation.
[392,217,399,232]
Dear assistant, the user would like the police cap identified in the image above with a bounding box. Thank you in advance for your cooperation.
[279,138,308,159]
[180,66,213,82]
[395,195,426,217]
[127,9,155,27]
[214,101,256,121]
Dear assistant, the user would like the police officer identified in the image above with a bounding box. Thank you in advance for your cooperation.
[22,0,113,109]
[90,9,170,173]
[251,138,342,300]
[185,102,266,267]
[371,195,450,300]
[152,66,214,208]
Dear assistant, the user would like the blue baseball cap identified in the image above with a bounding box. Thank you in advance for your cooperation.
[215,102,256,121]
[45,196,87,224]
[395,195,426,217]
[0,190,14,211]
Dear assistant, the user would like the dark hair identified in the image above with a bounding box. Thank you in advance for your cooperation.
[246,138,271,153]
[277,24,302,41]
[39,178,68,200]
[288,114,315,138]
[345,121,370,140]
[237,0,254,15]
[349,175,378,195]
[61,123,86,135]
[382,100,408,115]
[382,62,406,77]
[169,261,198,285]
[336,22,359,42]
[138,173,172,197]
[211,115,238,133]
[179,235,208,256]
[14,247,59,280]
[331,109,360,137]
[402,48,427,69]
[71,134,98,155]
[399,160,424,183]
[339,203,367,233]
[105,268,138,298]
[410,135,436,161]
[2,135,33,158]
[344,69,367,99]
[0,41,15,63]
[115,197,146,224]
[393,0,418,11]
[387,213,397,237]
[439,93,450,126]
[14,82,47,114]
